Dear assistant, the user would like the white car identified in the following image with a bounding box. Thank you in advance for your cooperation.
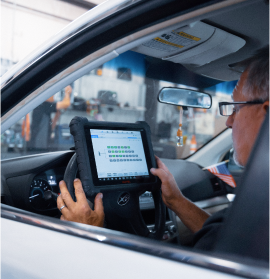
[1,0,269,278]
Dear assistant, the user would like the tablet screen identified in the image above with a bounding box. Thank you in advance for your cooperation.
[90,129,149,181]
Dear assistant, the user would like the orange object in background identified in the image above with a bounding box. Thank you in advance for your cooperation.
[21,114,30,141]
[96,68,103,76]
[176,124,183,146]
[190,134,197,154]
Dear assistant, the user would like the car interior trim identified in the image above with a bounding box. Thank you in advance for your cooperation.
[1,204,268,279]
[216,112,269,262]
[194,195,230,209]
[1,0,248,131]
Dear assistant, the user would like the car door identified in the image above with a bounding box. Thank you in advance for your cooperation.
[1,0,269,278]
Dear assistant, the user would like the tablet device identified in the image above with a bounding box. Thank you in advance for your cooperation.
[87,128,154,186]
[69,117,159,197]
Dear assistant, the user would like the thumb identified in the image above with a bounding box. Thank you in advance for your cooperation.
[150,167,169,184]
[155,156,169,172]
[94,193,104,214]
[150,167,158,176]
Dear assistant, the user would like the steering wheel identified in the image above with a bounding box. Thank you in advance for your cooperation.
[64,153,166,239]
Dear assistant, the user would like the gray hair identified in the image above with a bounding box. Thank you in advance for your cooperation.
[242,46,269,101]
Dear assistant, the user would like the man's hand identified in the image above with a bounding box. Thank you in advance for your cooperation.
[57,179,104,227]
[151,156,210,233]
[56,85,72,110]
[64,85,72,96]
[150,156,184,212]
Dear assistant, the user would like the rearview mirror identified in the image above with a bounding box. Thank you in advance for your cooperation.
[158,87,212,109]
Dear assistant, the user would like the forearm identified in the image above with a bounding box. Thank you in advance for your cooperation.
[171,195,210,233]
[150,157,210,234]
[51,111,61,130]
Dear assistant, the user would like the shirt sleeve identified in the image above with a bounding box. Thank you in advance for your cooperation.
[47,101,57,113]
[36,101,57,114]
[192,208,229,251]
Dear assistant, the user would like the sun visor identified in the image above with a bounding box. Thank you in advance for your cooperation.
[133,21,245,68]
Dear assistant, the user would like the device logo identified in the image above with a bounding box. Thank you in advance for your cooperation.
[117,192,130,206]
[122,180,131,184]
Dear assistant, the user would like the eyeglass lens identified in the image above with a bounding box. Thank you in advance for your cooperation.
[220,104,234,116]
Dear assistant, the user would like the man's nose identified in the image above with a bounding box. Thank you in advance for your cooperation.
[225,114,233,128]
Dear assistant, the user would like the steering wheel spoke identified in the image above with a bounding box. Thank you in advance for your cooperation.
[64,153,166,239]
[102,190,149,236]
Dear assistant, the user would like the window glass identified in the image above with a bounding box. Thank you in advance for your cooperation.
[1,51,235,160]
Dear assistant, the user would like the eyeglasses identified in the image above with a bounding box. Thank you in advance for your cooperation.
[219,100,265,116]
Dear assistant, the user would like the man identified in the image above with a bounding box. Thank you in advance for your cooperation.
[57,46,269,249]
[28,85,72,151]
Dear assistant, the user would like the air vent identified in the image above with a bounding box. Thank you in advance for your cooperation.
[211,177,222,192]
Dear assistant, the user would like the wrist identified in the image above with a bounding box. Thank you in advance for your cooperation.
[166,193,185,213]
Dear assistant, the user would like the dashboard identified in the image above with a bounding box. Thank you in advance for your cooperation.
[28,167,64,211]
[29,167,178,241]
[1,150,234,243]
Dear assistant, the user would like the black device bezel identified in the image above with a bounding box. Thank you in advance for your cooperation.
[85,126,156,187]
[69,117,159,198]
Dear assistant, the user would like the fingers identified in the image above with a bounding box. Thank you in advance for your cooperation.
[74,179,87,203]
[150,167,170,183]
[65,85,72,95]
[57,194,63,208]
[155,156,169,172]
[94,193,104,215]
[150,156,170,182]
[94,193,104,227]
[58,179,104,227]
[57,194,69,215]
[59,180,74,208]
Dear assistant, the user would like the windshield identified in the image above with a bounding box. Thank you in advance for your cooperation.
[1,51,235,160]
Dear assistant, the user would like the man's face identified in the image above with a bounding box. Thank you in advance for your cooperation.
[226,69,267,167]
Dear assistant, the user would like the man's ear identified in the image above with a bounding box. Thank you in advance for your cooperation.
[262,100,269,113]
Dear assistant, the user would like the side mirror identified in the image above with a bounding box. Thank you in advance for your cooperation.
[158,87,212,109]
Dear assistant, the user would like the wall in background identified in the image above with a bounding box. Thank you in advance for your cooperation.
[1,0,88,75]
